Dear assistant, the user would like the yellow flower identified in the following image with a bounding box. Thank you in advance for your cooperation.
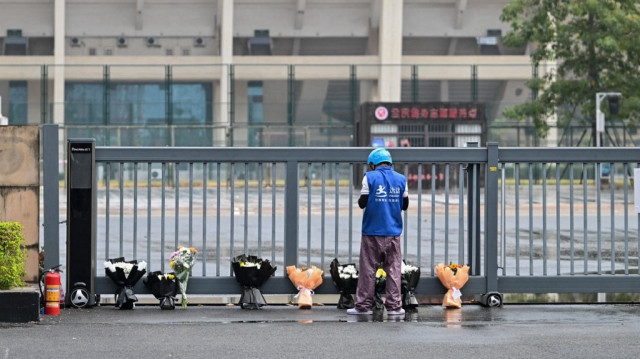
[169,261,175,269]
[376,268,387,278]
[239,262,245,267]
[189,247,198,254]
[177,245,184,250]
[167,274,175,280]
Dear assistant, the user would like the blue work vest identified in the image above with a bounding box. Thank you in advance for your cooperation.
[362,166,406,236]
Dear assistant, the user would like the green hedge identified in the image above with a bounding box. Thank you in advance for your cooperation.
[0,222,26,290]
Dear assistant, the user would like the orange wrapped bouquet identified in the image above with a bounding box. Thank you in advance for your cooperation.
[286,265,323,309]
[435,262,469,308]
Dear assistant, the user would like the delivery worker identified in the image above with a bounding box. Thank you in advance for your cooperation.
[347,148,409,317]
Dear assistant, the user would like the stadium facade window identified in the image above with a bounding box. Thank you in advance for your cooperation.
[9,81,27,125]
[65,82,212,146]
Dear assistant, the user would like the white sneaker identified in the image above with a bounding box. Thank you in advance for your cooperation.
[347,308,373,315]
[386,308,405,316]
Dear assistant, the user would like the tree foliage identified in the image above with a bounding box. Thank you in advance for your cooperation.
[500,0,640,139]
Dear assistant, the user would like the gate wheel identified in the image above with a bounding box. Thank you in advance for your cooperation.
[69,286,91,308]
[481,292,503,307]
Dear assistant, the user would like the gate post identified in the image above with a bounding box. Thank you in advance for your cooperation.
[43,124,60,270]
[466,142,481,275]
[66,139,97,307]
[284,160,299,268]
[484,142,499,293]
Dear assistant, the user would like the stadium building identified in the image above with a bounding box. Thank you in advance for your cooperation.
[0,0,556,147]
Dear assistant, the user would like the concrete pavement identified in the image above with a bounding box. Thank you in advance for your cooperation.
[1,303,639,358]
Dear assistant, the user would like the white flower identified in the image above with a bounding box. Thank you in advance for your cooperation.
[401,262,418,274]
[104,261,116,273]
[353,274,358,279]
[137,261,147,271]
[114,262,134,277]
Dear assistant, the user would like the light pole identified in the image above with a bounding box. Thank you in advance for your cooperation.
[595,92,621,147]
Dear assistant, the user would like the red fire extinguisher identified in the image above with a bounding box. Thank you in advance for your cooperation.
[44,268,62,315]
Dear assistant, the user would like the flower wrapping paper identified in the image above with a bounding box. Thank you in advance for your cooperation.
[435,263,470,308]
[104,257,147,309]
[170,246,198,309]
[231,254,277,309]
[401,261,421,309]
[329,258,358,309]
[286,265,323,309]
[143,271,178,310]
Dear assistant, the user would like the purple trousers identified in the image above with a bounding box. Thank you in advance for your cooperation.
[355,235,402,311]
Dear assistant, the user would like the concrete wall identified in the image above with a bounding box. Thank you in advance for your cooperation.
[0,126,39,282]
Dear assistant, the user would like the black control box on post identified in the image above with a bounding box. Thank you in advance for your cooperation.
[66,139,97,308]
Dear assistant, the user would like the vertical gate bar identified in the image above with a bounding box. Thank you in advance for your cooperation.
[42,124,59,270]
[189,162,194,249]
[258,163,263,258]
[472,163,478,275]
[430,164,436,276]
[216,163,221,276]
[458,164,465,266]
[349,164,354,263]
[202,162,208,276]
[133,163,138,260]
[624,163,629,274]
[515,163,520,276]
[307,164,312,266]
[570,163,575,274]
[405,163,410,261]
[105,162,111,261]
[147,163,151,269]
[583,164,588,274]
[161,162,166,272]
[417,163,423,267]
[284,160,299,267]
[638,163,640,276]
[175,163,180,249]
[610,162,615,274]
[335,163,340,266]
[528,163,533,276]
[542,163,548,276]
[230,163,235,275]
[272,163,277,265]
[596,162,602,274]
[485,143,499,292]
[501,163,506,275]
[444,163,450,263]
[556,163,560,276]
[119,162,124,257]
[244,162,249,254]
[321,163,326,267]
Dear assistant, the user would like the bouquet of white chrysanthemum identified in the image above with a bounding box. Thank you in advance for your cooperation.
[104,257,147,309]
[401,261,420,309]
[143,271,178,310]
[329,258,359,309]
[231,254,277,309]
[169,246,198,309]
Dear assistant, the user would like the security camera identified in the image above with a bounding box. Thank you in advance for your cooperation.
[70,37,82,47]
[146,37,158,47]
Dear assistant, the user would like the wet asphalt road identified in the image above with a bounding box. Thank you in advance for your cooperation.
[1,304,639,359]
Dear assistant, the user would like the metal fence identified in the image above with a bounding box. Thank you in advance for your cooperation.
[41,125,640,302]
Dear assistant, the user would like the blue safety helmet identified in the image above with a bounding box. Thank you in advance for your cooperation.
[368,148,392,165]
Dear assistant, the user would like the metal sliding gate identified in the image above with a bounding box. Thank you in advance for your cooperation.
[42,126,640,304]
